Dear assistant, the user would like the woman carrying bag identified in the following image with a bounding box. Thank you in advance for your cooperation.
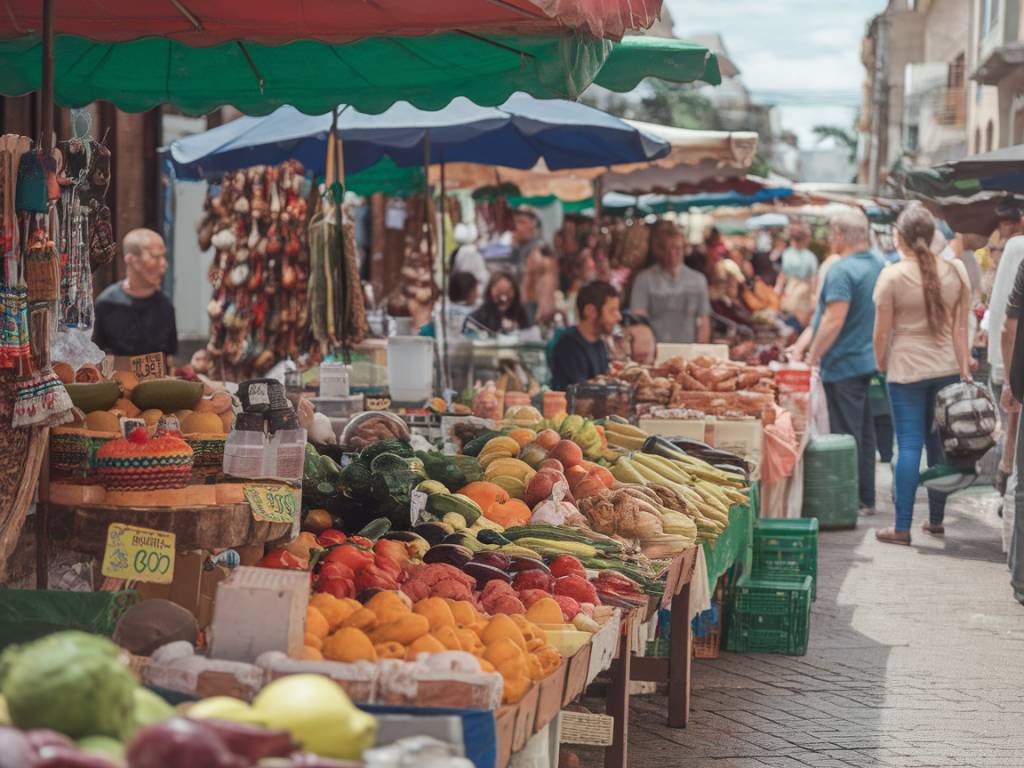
[872,205,972,546]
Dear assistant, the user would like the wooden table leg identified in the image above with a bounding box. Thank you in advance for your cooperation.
[668,579,692,727]
[604,626,632,768]
[35,501,49,589]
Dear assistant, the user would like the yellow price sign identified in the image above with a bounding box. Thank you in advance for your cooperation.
[101,523,176,584]
[244,485,298,524]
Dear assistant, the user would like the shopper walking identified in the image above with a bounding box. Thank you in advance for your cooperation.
[804,209,885,517]
[630,221,711,344]
[872,206,972,545]
[1002,257,1024,602]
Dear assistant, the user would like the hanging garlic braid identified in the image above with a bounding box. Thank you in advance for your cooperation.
[896,205,948,336]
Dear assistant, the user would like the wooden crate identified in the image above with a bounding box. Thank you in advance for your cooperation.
[534,660,567,733]
[562,643,592,706]
[512,683,541,753]
[494,705,517,768]
[586,610,622,686]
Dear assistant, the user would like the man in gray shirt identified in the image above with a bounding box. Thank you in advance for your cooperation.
[630,222,711,344]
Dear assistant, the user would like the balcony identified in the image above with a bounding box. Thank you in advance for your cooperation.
[934,86,966,127]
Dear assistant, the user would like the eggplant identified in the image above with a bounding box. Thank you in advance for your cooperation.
[667,436,712,453]
[413,522,452,546]
[476,529,512,547]
[357,587,386,604]
[423,543,474,567]
[462,561,512,590]
[508,556,551,575]
[471,551,511,571]
[642,435,690,461]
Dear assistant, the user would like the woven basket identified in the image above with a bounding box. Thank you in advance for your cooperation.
[50,428,117,474]
[693,629,721,659]
[185,433,227,468]
[559,712,614,746]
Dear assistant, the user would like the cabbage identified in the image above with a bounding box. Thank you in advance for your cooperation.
[1,632,136,739]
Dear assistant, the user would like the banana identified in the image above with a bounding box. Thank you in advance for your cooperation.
[484,458,536,483]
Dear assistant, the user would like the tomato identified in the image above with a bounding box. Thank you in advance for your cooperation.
[317,529,347,547]
[548,555,586,580]
[257,548,306,570]
[317,561,355,584]
[323,543,375,572]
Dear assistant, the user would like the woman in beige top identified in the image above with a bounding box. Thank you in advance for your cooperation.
[872,205,971,546]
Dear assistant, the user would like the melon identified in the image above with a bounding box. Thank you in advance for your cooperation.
[111,370,139,394]
[140,409,163,426]
[84,410,120,433]
[181,411,224,435]
[112,398,141,418]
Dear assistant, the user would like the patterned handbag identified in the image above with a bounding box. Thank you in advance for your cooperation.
[24,226,60,303]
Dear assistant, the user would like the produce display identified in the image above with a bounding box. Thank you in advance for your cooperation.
[0,632,372,767]
[600,356,776,417]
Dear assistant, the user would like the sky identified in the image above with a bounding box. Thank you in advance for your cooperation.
[665,0,889,147]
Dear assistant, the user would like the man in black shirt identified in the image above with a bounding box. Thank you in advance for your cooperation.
[93,228,178,366]
[1001,257,1024,604]
[549,281,621,391]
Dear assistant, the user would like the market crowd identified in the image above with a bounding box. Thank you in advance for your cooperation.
[431,201,1024,601]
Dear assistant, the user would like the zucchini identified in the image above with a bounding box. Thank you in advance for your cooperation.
[462,430,503,457]
[357,517,392,541]
[426,493,481,525]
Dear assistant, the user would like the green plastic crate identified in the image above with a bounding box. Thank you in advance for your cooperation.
[802,434,859,529]
[752,519,818,598]
[726,575,812,656]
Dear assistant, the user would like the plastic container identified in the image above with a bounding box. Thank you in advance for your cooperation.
[223,411,267,479]
[726,575,812,656]
[386,336,434,403]
[752,518,819,598]
[319,362,350,398]
[801,434,858,529]
[265,410,307,480]
[543,391,567,419]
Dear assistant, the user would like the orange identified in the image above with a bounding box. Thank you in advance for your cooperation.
[303,632,323,651]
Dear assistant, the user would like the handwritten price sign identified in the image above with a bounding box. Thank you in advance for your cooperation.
[245,485,298,524]
[101,523,176,584]
[129,352,166,382]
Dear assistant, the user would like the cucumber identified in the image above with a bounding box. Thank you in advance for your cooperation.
[462,430,503,457]
[357,517,392,541]
[426,493,481,525]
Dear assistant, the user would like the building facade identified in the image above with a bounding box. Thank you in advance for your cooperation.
[859,0,969,189]
[969,0,1024,152]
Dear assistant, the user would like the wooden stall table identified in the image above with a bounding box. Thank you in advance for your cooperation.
[601,546,698,768]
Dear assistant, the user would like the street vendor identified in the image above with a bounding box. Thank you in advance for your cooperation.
[93,228,178,366]
[629,221,711,344]
[549,281,620,390]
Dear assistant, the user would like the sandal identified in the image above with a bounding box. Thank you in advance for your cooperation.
[875,528,911,546]
[922,522,945,535]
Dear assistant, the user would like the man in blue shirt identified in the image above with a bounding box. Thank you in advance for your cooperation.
[806,210,886,516]
[550,282,621,391]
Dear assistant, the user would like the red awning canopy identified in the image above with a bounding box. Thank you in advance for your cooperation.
[0,0,662,44]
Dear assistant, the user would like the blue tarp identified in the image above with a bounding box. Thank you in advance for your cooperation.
[166,93,670,181]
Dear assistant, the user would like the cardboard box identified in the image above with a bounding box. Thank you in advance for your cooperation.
[639,417,709,442]
[209,566,309,661]
[708,418,763,479]
[655,343,729,365]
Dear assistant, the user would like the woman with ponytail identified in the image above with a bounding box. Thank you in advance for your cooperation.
[873,205,972,545]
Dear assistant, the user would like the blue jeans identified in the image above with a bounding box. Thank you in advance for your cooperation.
[887,374,959,531]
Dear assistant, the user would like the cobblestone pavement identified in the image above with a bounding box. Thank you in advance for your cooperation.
[577,466,1024,767]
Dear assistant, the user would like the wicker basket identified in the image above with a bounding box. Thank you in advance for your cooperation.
[692,629,721,659]
[559,712,614,746]
[50,427,117,474]
[185,433,227,468]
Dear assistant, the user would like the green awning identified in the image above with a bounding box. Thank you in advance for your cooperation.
[0,34,719,116]
[345,157,425,198]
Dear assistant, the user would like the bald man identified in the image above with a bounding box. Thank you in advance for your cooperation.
[93,228,178,363]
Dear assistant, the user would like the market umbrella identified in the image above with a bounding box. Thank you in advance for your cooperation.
[0,0,663,43]
[0,34,719,116]
[166,95,672,180]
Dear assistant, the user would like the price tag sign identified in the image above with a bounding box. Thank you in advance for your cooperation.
[129,352,166,382]
[101,524,176,584]
[245,485,298,524]
[409,490,428,526]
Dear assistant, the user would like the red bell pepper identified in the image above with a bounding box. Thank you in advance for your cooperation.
[374,539,410,567]
[549,555,586,580]
[355,563,401,592]
[512,569,555,593]
[323,543,375,572]
[317,561,356,585]
[257,547,306,570]
[347,535,374,550]
[317,577,356,599]
[317,529,347,547]
[554,574,599,605]
[373,553,402,581]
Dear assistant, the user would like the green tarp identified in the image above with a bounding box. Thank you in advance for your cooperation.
[0,34,719,116]
[703,483,757,591]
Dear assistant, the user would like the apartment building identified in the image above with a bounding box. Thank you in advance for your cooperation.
[969,0,1024,152]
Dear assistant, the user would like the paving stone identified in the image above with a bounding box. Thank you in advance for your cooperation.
[573,469,1024,767]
